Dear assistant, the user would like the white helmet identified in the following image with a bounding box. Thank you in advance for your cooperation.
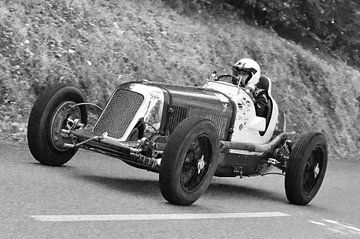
[232,58,261,87]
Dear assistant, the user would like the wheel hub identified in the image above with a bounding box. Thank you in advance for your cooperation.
[50,101,82,151]
[197,155,205,174]
[314,163,320,178]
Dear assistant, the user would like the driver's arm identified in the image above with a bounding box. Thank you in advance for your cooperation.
[254,91,268,117]
[243,84,255,101]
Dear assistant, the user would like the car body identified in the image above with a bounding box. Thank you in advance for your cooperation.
[27,74,328,206]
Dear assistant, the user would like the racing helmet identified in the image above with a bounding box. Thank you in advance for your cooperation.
[232,58,261,87]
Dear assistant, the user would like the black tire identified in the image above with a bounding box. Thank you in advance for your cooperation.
[285,132,328,205]
[27,83,87,166]
[159,117,220,206]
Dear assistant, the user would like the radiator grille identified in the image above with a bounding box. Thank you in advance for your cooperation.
[93,89,144,139]
[166,105,229,139]
[189,108,229,139]
[166,105,188,135]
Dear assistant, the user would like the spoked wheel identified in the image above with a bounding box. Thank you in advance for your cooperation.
[285,132,328,205]
[159,117,220,206]
[27,83,87,166]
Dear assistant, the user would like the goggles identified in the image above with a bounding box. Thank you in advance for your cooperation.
[233,68,250,78]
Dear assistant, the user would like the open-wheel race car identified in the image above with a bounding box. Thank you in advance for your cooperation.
[27,74,328,206]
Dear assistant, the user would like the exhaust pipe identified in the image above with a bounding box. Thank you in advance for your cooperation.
[221,131,295,153]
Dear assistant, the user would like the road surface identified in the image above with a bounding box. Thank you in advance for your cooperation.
[1,143,360,239]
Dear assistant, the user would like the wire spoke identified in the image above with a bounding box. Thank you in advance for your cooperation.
[181,135,211,192]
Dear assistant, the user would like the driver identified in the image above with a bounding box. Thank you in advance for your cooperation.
[232,58,268,118]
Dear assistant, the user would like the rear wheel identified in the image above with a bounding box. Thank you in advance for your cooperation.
[27,83,87,166]
[285,132,328,205]
[159,117,220,206]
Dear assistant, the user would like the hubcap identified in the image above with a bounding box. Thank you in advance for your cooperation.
[197,155,205,174]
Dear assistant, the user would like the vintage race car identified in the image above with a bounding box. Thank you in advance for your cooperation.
[27,74,328,206]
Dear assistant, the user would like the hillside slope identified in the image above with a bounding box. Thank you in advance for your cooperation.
[0,0,359,160]
[221,0,360,69]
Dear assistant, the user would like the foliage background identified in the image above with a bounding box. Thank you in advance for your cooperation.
[221,0,360,68]
[0,0,359,160]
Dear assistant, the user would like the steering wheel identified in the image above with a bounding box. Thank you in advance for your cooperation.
[214,74,255,100]
[215,74,239,85]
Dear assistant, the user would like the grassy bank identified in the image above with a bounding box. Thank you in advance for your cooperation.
[0,0,359,160]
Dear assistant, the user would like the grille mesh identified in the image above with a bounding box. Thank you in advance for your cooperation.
[93,89,144,139]
[189,108,229,139]
[166,105,188,135]
[166,105,229,139]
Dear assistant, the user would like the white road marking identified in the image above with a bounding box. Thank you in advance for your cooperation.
[31,212,289,222]
[322,219,360,233]
[327,228,347,234]
[309,218,360,236]
[309,220,326,226]
[323,219,340,224]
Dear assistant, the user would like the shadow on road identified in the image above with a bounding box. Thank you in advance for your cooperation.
[26,161,328,211]
[207,182,287,203]
[74,172,288,205]
[207,182,331,212]
[77,174,161,198]
[28,162,76,170]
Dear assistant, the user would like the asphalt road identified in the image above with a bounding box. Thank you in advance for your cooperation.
[1,143,360,239]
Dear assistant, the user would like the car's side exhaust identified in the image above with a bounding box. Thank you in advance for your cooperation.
[220,131,296,153]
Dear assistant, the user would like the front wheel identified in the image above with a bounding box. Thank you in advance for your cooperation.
[285,132,328,205]
[27,83,87,166]
[159,117,220,206]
